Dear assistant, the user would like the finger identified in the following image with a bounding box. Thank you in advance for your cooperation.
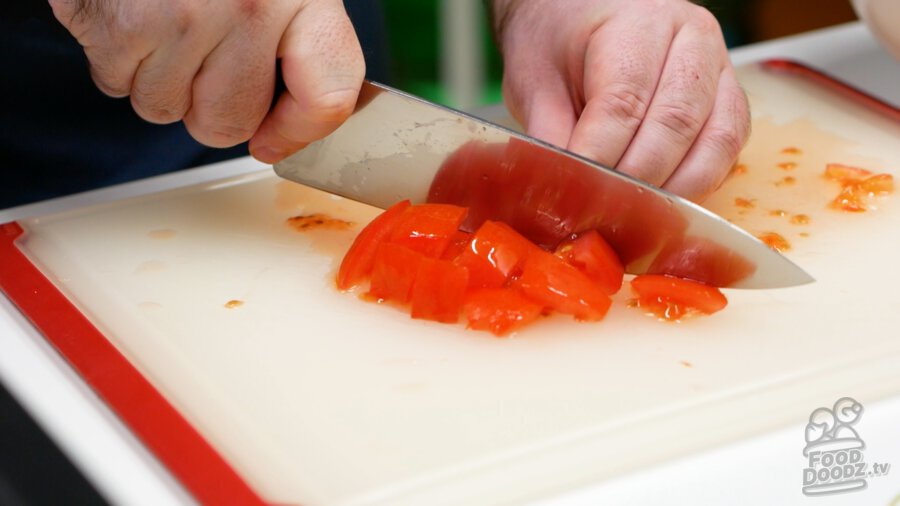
[514,78,577,148]
[130,9,228,124]
[614,9,726,186]
[662,67,750,201]
[566,14,674,168]
[183,13,285,147]
[249,0,365,164]
[49,0,150,97]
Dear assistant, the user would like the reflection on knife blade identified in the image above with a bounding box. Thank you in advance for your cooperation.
[274,81,814,289]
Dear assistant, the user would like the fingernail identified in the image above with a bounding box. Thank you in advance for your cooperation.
[251,145,286,164]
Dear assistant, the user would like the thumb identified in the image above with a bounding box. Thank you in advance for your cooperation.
[249,0,365,163]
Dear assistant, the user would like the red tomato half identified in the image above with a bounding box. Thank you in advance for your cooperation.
[454,220,540,290]
[389,203,468,258]
[464,288,544,336]
[368,243,423,304]
[630,274,727,321]
[410,257,469,323]
[514,250,612,321]
[337,200,411,290]
[554,230,624,295]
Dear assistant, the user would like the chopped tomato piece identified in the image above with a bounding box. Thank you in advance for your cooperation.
[824,163,871,184]
[410,257,469,323]
[337,200,411,290]
[464,288,544,336]
[860,173,894,195]
[454,220,540,290]
[368,243,423,304]
[441,230,473,261]
[554,230,624,295]
[630,274,727,321]
[389,203,468,258]
[514,250,612,321]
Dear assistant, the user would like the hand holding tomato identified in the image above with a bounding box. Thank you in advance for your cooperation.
[490,0,751,201]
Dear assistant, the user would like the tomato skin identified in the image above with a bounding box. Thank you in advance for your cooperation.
[554,230,624,295]
[337,200,411,290]
[514,250,612,321]
[410,258,469,323]
[388,203,468,258]
[630,274,727,320]
[368,243,423,304]
[454,220,540,290]
[464,288,544,336]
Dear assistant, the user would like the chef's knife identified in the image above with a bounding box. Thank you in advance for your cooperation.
[274,81,813,289]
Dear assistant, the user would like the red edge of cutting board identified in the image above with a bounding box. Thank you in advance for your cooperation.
[0,59,896,506]
[0,222,269,506]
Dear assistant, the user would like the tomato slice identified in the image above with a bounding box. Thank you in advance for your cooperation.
[337,200,411,290]
[554,230,624,295]
[454,220,540,290]
[630,274,727,321]
[368,243,423,304]
[464,288,544,336]
[410,257,469,323]
[514,249,612,321]
[388,203,468,258]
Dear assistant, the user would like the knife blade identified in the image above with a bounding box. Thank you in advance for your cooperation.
[274,81,814,289]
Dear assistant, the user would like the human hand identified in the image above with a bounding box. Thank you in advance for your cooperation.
[49,0,365,163]
[490,0,750,201]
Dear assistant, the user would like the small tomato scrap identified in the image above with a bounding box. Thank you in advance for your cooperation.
[630,275,727,322]
[824,163,894,212]
[337,202,728,336]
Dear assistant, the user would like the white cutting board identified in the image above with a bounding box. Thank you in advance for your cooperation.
[14,64,900,505]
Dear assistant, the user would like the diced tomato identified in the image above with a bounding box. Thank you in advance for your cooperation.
[337,200,411,290]
[464,288,544,336]
[388,203,468,258]
[824,163,872,184]
[514,250,612,321]
[454,220,540,290]
[630,274,727,321]
[410,258,469,323]
[860,173,894,195]
[441,231,473,261]
[368,243,423,304]
[554,230,624,295]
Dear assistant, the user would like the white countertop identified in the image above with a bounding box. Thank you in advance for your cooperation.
[2,22,898,506]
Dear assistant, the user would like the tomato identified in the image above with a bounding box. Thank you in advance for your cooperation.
[514,249,612,321]
[630,274,727,321]
[441,231,473,261]
[368,243,423,304]
[389,203,468,258]
[464,288,544,336]
[554,230,624,295]
[454,220,540,290]
[337,200,412,290]
[410,257,469,323]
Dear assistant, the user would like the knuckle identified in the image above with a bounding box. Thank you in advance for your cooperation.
[592,84,650,130]
[652,101,704,143]
[706,124,746,162]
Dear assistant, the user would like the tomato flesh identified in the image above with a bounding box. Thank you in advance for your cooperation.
[514,250,612,321]
[389,203,468,258]
[337,200,411,290]
[464,288,544,336]
[368,243,423,304]
[554,230,624,295]
[410,257,469,323]
[455,220,540,290]
[630,274,727,321]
